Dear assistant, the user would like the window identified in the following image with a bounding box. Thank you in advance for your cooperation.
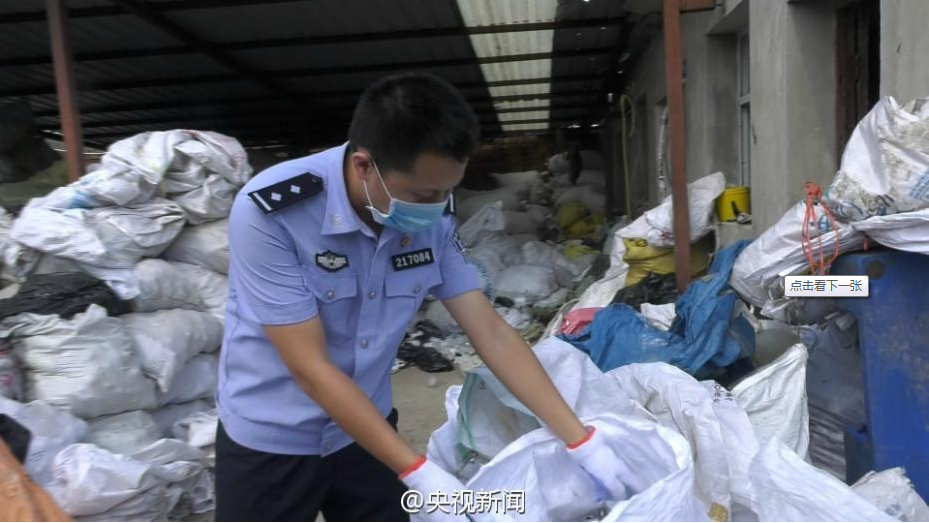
[737,31,751,187]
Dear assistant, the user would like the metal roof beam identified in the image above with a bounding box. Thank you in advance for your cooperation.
[1,48,610,97]
[81,117,575,141]
[0,0,312,24]
[1,18,625,67]
[36,91,595,128]
[41,104,590,131]
[32,74,600,117]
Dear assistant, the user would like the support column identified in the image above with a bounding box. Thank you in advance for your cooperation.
[663,0,692,291]
[46,0,84,182]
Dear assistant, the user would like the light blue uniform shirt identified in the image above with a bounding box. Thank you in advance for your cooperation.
[216,143,480,456]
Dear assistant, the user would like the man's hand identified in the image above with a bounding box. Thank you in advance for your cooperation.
[442,291,589,445]
[566,422,639,503]
[399,457,469,522]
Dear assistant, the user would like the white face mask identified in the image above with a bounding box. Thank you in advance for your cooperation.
[362,157,449,233]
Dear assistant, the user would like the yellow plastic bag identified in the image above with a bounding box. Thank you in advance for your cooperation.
[563,243,599,259]
[623,235,713,286]
[557,201,588,230]
[565,214,606,242]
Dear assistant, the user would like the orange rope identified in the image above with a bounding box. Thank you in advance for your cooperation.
[801,182,842,275]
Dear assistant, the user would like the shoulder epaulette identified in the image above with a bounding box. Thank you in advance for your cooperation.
[248,172,323,213]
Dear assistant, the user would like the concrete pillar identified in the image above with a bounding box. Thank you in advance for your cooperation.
[880,0,929,102]
[749,0,837,233]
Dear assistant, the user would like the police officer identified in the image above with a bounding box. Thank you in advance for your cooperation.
[214,73,636,522]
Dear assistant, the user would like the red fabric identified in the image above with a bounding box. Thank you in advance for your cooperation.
[398,455,427,480]
[560,308,602,336]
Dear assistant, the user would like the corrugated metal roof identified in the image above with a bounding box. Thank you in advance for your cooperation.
[0,0,636,147]
[457,0,558,132]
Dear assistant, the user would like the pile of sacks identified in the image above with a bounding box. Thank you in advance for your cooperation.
[731,95,929,314]
[408,155,611,371]
[721,96,929,485]
[540,170,748,372]
[618,171,724,285]
[0,130,241,520]
[546,150,611,243]
[424,337,929,522]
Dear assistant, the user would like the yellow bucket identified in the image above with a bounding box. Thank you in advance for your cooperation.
[716,187,751,222]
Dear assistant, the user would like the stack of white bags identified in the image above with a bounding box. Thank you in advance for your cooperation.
[0,130,244,520]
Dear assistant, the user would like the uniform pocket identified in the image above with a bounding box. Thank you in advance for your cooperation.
[303,268,359,346]
[385,267,444,322]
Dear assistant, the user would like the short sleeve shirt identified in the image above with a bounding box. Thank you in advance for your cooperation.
[216,143,480,456]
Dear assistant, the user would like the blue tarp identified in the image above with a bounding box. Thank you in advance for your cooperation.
[560,240,755,378]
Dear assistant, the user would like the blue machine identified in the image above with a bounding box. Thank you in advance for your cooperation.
[832,248,929,498]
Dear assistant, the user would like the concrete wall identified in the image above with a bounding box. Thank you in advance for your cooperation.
[621,8,740,215]
[613,0,928,233]
[750,0,837,232]
[880,0,929,102]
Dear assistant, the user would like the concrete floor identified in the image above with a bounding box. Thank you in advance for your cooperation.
[391,366,464,454]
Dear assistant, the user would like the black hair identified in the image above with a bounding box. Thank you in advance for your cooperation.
[348,72,480,174]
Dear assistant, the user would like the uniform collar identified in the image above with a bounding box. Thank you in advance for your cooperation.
[321,142,365,236]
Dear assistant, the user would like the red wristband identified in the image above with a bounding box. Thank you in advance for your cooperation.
[567,426,596,450]
[398,455,428,480]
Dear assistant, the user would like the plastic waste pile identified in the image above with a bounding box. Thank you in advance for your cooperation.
[560,241,755,380]
[538,170,750,383]
[424,337,928,522]
[0,130,241,520]
[397,151,612,373]
[413,98,929,520]
[731,95,929,315]
[723,95,929,483]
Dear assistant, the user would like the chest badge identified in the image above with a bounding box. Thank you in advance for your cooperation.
[392,248,434,271]
[400,235,412,248]
[316,250,349,272]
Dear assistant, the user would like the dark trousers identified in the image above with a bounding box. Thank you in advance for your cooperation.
[215,409,410,522]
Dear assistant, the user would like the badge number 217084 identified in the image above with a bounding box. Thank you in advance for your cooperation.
[392,248,434,271]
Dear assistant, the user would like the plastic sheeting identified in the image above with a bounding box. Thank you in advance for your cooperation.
[162,219,229,274]
[553,185,606,215]
[619,172,725,248]
[457,187,526,221]
[852,468,929,522]
[48,439,209,520]
[30,130,250,212]
[824,96,929,221]
[490,170,541,188]
[849,207,929,255]
[561,241,755,378]
[156,354,218,407]
[122,310,223,393]
[0,397,88,487]
[0,304,158,418]
[0,271,128,321]
[465,414,705,522]
[148,399,212,438]
[640,303,675,331]
[130,259,206,313]
[731,344,810,460]
[9,200,186,270]
[425,335,915,522]
[170,262,228,321]
[85,410,161,456]
[609,363,737,514]
[454,338,641,472]
[730,201,865,308]
[748,440,894,522]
